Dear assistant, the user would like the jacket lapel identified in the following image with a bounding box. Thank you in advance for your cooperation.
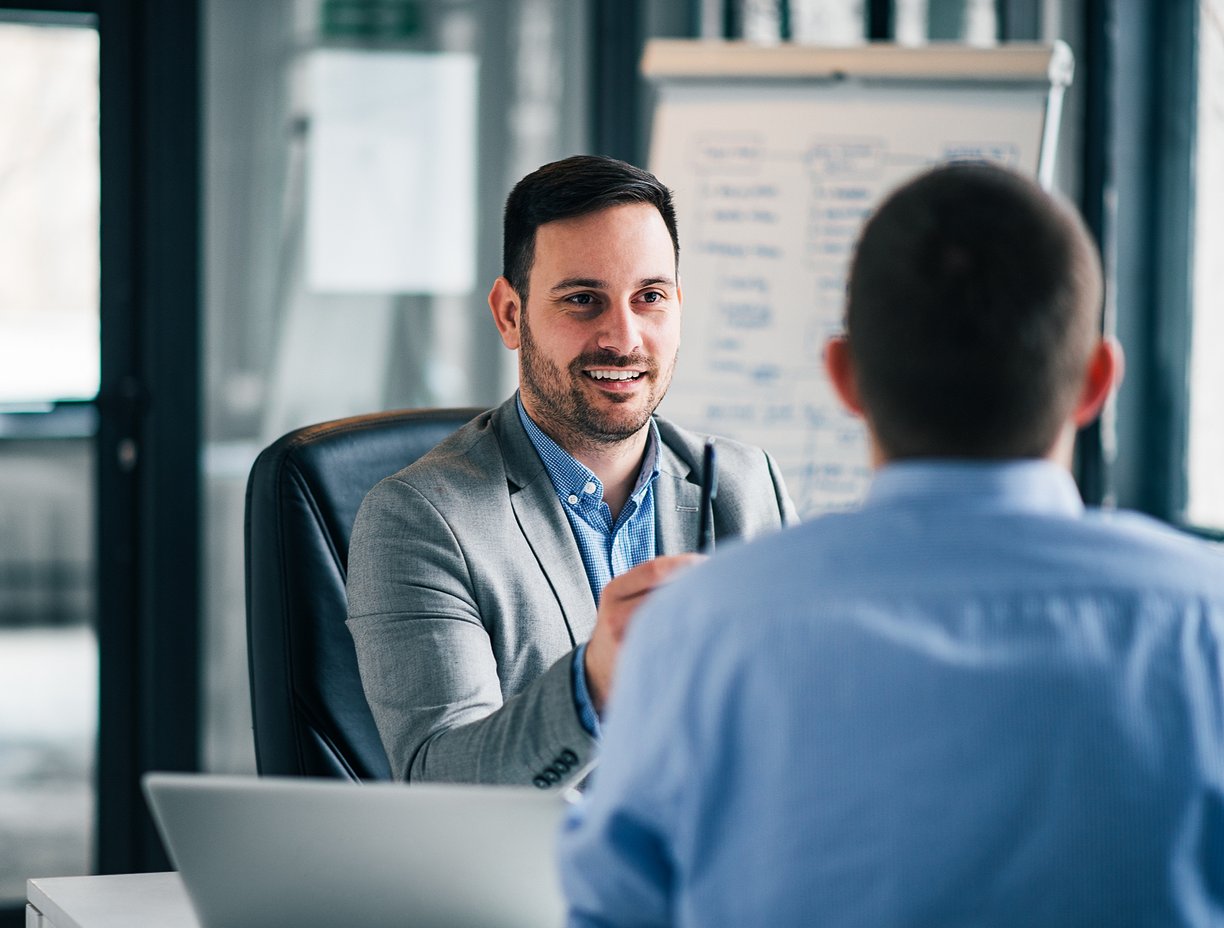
[494,401,597,646]
[655,441,702,555]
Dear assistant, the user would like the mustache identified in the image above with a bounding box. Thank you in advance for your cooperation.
[569,350,655,373]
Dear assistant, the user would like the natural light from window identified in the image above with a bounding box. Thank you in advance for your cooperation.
[0,22,99,405]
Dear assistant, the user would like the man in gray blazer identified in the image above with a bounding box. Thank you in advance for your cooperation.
[347,155,796,788]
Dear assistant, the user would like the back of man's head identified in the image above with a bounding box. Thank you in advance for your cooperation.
[502,154,679,300]
[845,162,1103,460]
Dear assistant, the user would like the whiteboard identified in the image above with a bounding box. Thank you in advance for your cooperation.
[645,41,1073,517]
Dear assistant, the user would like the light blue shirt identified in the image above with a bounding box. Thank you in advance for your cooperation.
[518,396,660,736]
[561,460,1224,927]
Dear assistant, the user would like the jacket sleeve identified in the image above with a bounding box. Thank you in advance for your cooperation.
[346,475,597,787]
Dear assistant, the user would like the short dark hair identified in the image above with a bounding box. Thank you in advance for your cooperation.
[502,155,679,299]
[845,162,1103,460]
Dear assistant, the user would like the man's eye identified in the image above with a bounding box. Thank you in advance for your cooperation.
[566,293,596,305]
[640,291,664,304]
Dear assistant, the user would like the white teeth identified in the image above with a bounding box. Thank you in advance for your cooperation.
[588,370,642,381]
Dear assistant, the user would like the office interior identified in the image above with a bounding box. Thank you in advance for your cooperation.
[0,0,1220,922]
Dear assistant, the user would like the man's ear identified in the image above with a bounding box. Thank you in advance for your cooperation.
[488,277,523,350]
[824,335,864,417]
[1073,337,1124,427]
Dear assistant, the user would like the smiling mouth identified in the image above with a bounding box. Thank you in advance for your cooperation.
[585,369,644,382]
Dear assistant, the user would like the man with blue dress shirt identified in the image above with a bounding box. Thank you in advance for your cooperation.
[561,163,1224,925]
[346,155,796,787]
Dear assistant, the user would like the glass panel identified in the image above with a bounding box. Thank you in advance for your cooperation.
[0,22,100,405]
[789,1,867,43]
[0,438,96,901]
[739,0,866,43]
[894,0,996,45]
[0,19,99,901]
[1187,0,1224,529]
[202,0,592,772]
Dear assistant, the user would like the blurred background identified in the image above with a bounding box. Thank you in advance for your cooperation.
[0,0,1219,922]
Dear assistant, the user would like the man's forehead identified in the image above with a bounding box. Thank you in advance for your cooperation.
[530,203,676,277]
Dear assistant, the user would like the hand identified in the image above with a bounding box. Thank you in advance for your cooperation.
[584,554,703,713]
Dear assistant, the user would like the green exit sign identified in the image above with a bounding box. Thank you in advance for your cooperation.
[320,0,423,40]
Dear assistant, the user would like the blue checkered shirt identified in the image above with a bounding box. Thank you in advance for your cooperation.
[517,395,660,736]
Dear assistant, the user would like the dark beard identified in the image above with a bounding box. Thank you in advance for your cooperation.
[518,310,661,447]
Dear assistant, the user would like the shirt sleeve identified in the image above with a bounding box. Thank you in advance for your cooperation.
[571,643,602,738]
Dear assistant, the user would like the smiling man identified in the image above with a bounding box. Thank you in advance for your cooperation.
[346,155,796,787]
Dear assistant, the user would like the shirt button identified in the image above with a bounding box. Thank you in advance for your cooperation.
[583,481,597,494]
[567,493,579,505]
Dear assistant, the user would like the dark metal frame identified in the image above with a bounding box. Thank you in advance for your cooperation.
[95,0,202,877]
[867,0,892,38]
[591,0,648,164]
[1074,0,1113,506]
[1081,0,1197,520]
[1138,0,1196,524]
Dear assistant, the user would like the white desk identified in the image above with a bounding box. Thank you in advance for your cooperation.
[26,872,198,928]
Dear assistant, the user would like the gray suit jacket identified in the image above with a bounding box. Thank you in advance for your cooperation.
[346,397,797,787]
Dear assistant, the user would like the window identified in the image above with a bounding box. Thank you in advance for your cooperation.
[0,21,99,405]
[0,15,99,905]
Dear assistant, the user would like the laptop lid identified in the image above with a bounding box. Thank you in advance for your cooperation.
[142,772,567,928]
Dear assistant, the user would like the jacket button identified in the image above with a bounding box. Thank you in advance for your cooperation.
[559,748,578,765]
[533,776,551,789]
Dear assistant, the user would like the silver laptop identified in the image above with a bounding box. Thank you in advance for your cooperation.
[142,772,568,928]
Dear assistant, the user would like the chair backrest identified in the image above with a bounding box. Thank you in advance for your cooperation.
[244,407,484,780]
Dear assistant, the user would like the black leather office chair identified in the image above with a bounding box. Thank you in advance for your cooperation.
[244,406,484,780]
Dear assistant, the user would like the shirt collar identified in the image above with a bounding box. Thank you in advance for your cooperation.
[516,393,661,504]
[864,459,1085,518]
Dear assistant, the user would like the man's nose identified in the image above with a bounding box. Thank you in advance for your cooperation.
[596,301,643,357]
